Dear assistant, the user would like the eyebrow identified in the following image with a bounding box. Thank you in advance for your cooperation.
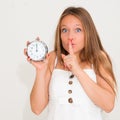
[75,24,82,27]
[61,24,82,27]
[60,25,66,27]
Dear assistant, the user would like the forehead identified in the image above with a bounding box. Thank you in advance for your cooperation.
[60,15,82,27]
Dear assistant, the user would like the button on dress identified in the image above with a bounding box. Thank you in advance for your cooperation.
[47,68,102,120]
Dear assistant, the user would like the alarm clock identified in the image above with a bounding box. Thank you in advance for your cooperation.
[27,39,48,61]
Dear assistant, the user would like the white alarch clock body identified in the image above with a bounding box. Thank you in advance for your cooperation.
[27,40,48,61]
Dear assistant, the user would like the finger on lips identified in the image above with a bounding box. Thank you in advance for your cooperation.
[69,40,74,55]
[61,40,74,69]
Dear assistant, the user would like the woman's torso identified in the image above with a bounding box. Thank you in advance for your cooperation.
[47,54,102,120]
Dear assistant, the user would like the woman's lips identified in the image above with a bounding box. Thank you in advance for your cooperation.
[71,44,76,47]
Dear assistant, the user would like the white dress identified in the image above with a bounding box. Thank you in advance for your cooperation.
[47,60,103,120]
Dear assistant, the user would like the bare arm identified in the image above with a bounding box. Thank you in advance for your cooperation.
[62,41,116,113]
[75,68,115,113]
[30,65,51,115]
[29,51,56,115]
[64,54,116,112]
[24,42,55,115]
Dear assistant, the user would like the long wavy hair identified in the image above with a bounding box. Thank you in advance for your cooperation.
[54,6,117,94]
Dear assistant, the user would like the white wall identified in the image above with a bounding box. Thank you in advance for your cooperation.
[0,0,120,120]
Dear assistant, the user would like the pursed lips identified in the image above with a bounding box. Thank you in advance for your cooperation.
[71,43,76,47]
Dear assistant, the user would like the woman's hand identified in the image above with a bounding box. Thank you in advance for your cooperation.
[61,40,81,75]
[24,40,49,71]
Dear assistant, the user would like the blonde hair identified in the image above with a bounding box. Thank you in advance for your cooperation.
[54,6,117,94]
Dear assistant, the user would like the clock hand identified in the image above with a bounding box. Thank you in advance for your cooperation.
[36,44,38,52]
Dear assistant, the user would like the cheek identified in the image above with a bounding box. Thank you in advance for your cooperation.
[80,39,84,47]
[79,35,85,46]
[76,37,85,51]
[61,39,68,51]
[61,40,67,50]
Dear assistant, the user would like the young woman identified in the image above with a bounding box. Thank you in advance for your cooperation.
[24,6,117,120]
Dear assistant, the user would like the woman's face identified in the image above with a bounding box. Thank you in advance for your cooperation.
[60,15,85,54]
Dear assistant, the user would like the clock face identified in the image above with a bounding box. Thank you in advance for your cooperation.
[27,40,48,61]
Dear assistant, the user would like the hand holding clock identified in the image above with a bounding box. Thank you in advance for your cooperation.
[24,37,49,71]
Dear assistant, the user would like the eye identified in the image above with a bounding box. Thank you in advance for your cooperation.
[61,28,68,33]
[75,28,81,32]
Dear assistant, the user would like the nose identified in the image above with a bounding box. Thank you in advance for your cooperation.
[68,31,74,41]
[68,38,73,44]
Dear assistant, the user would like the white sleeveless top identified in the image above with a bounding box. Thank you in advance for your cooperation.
[47,58,103,120]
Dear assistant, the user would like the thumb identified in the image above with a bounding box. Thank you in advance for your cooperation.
[46,53,50,60]
[61,53,66,59]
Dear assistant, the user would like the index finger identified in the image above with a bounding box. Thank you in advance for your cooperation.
[69,40,74,55]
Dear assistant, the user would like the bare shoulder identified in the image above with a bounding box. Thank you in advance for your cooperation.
[48,51,56,62]
[49,51,56,57]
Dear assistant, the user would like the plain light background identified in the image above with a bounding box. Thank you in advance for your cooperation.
[0,0,120,120]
